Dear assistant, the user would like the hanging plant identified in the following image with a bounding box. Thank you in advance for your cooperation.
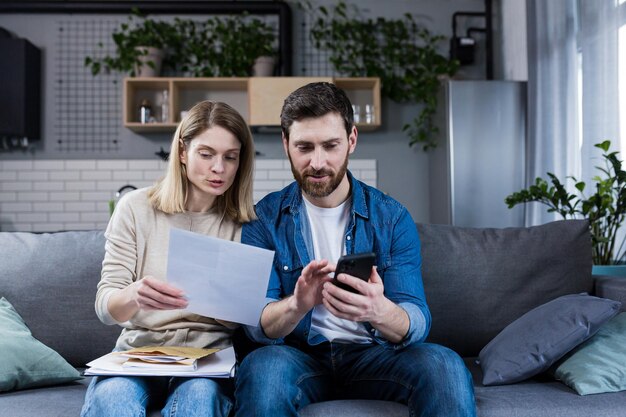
[304,1,458,150]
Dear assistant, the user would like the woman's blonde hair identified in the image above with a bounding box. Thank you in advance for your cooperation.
[149,100,256,223]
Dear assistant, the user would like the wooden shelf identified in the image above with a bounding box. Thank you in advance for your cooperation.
[248,77,333,126]
[123,77,381,132]
[335,77,381,131]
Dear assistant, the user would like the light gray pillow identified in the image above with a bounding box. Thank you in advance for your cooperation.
[478,293,621,386]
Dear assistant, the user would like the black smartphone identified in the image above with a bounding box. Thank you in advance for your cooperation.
[333,252,376,293]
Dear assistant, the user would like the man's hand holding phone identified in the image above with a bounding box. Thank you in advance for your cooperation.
[332,252,376,293]
[323,252,395,324]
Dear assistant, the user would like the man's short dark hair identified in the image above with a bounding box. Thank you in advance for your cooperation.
[280,82,354,140]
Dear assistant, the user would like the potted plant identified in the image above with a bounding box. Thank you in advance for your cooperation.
[505,141,626,272]
[165,17,219,77]
[85,9,173,77]
[208,14,276,77]
[168,14,276,77]
[303,1,458,150]
[244,17,277,76]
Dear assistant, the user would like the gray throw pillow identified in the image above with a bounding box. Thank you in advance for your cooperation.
[478,293,621,386]
[0,297,81,392]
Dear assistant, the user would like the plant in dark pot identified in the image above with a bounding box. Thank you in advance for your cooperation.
[505,141,626,274]
[85,9,174,77]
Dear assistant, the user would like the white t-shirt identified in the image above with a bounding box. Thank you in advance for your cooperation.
[303,196,373,344]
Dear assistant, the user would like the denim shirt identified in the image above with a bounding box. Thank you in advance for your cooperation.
[242,171,431,350]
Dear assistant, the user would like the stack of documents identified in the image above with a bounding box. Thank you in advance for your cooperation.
[84,346,236,378]
[120,346,219,372]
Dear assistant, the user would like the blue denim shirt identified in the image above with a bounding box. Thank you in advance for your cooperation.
[242,171,431,349]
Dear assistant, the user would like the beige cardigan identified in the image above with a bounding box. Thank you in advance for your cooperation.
[95,187,241,351]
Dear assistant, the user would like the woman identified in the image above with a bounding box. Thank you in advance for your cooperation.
[81,100,256,417]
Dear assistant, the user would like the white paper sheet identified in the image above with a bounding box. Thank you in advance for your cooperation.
[166,228,274,326]
[84,347,236,378]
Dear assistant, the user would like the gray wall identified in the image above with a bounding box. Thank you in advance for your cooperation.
[0,0,487,223]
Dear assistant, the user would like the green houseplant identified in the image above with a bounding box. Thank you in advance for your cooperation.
[179,14,275,77]
[303,1,458,150]
[87,11,277,78]
[505,141,626,266]
[85,9,174,76]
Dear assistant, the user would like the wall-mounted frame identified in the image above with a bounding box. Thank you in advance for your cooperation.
[0,0,293,75]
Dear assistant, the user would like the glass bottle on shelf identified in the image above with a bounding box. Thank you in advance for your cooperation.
[364,104,375,124]
[139,99,152,124]
[161,90,169,123]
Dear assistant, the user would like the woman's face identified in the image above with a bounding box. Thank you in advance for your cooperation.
[180,125,241,212]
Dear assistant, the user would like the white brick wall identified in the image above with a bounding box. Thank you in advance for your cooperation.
[0,159,376,232]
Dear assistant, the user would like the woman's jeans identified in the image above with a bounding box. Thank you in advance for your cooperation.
[81,375,232,417]
[234,342,476,417]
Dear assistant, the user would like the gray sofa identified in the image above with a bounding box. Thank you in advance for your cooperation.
[1,219,626,417]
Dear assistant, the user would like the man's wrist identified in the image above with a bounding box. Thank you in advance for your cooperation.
[286,294,310,318]
[367,297,391,326]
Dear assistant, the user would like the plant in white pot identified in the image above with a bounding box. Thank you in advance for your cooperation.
[505,141,626,274]
[85,9,172,77]
[202,14,276,77]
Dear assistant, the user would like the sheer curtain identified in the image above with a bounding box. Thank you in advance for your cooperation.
[525,0,624,226]
[525,0,579,226]
[578,0,621,183]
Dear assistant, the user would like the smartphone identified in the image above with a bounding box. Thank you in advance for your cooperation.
[333,252,376,293]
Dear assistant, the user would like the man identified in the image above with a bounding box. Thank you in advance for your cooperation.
[234,82,476,416]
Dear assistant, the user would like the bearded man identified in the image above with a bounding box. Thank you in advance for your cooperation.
[234,82,476,417]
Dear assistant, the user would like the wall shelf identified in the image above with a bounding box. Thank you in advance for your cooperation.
[123,77,381,133]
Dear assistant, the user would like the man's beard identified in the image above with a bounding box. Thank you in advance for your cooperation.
[289,151,349,198]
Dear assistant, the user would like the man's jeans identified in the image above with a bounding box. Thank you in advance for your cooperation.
[81,375,232,417]
[234,342,476,417]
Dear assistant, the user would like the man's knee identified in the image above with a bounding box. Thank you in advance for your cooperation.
[403,344,471,385]
[240,346,297,375]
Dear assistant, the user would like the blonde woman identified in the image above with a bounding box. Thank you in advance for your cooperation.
[81,101,255,417]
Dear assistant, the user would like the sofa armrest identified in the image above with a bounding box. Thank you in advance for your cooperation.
[594,275,626,311]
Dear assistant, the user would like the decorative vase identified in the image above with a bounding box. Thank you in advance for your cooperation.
[134,46,164,77]
[592,264,626,278]
[252,56,275,77]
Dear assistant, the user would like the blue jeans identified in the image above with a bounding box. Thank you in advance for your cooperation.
[234,342,476,417]
[81,375,232,417]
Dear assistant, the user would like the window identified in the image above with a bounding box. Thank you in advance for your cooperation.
[617,0,626,150]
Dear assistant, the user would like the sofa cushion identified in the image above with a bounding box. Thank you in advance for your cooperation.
[0,297,80,392]
[300,400,407,417]
[466,358,626,417]
[418,219,593,357]
[0,231,120,367]
[554,312,626,395]
[478,293,620,385]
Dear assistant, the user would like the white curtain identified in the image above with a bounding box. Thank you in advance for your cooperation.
[525,0,624,226]
[525,0,580,226]
[579,0,622,182]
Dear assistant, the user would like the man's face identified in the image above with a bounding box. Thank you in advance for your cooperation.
[284,112,357,200]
